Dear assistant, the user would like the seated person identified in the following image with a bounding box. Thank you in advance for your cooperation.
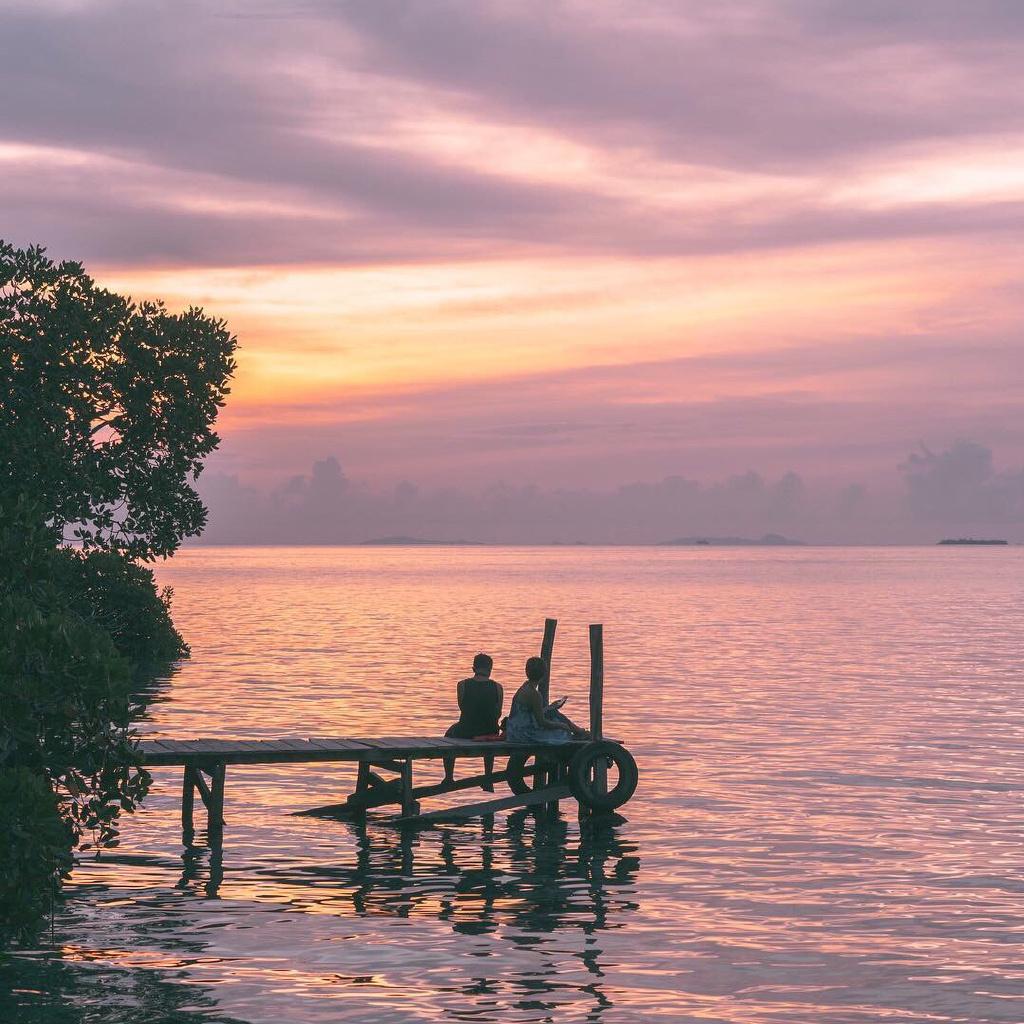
[506,656,590,743]
[442,653,503,787]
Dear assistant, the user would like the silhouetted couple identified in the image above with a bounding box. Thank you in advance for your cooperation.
[442,652,589,788]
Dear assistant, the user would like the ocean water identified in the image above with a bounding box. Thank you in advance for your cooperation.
[4,545,1023,1023]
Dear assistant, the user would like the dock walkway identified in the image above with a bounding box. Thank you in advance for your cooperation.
[129,620,637,850]
[139,735,561,766]
[141,734,603,844]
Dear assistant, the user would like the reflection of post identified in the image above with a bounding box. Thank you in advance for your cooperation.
[589,624,607,796]
[539,617,557,706]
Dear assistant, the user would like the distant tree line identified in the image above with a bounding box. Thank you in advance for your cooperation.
[1,242,236,945]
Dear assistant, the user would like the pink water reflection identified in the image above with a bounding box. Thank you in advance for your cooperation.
[21,546,1024,1024]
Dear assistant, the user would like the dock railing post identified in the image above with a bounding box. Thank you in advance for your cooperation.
[589,623,607,798]
[540,617,557,706]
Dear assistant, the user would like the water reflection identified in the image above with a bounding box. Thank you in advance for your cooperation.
[178,811,639,937]
[0,948,245,1024]
[24,546,1024,1023]
[7,814,638,1024]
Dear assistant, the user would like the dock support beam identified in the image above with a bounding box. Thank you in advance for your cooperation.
[181,763,226,849]
[400,760,419,818]
[181,766,195,837]
[209,763,226,849]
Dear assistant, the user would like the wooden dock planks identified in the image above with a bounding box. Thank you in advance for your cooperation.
[137,735,579,766]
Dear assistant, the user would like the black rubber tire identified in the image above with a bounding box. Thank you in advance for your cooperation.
[506,752,542,794]
[568,741,638,812]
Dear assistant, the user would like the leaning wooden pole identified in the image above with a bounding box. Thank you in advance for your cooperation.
[539,617,557,706]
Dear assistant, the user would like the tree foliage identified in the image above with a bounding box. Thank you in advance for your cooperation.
[0,242,236,945]
[0,502,152,943]
[1,241,237,559]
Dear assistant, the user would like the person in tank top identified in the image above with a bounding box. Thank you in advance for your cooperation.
[443,653,504,788]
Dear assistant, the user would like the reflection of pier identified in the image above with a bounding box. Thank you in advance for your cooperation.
[138,620,638,849]
[177,811,639,1017]
[182,814,641,921]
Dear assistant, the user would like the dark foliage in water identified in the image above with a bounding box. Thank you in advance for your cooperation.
[0,242,236,945]
[66,550,189,667]
[0,505,150,944]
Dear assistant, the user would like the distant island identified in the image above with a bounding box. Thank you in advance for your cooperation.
[658,533,805,547]
[938,538,1008,545]
[359,536,485,546]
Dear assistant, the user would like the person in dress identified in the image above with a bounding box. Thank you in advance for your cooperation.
[442,653,503,788]
[506,656,590,743]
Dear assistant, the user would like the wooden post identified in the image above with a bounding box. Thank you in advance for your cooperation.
[208,763,226,850]
[400,759,419,818]
[539,617,557,706]
[589,623,607,797]
[545,759,562,814]
[181,766,195,836]
[588,623,604,740]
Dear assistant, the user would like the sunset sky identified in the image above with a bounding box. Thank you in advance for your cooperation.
[4,1,1024,541]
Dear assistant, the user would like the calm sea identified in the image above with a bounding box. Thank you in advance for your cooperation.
[4,546,1023,1024]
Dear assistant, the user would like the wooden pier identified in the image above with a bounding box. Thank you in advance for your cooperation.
[135,621,639,849]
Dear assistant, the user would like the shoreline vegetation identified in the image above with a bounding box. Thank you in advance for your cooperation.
[1,241,236,946]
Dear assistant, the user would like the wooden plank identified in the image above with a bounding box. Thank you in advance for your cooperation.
[295,765,543,816]
[360,737,425,751]
[420,738,466,751]
[176,740,236,756]
[143,739,194,753]
[351,738,402,751]
[437,743,504,757]
[265,738,317,751]
[306,738,374,752]
[411,765,536,800]
[394,785,571,824]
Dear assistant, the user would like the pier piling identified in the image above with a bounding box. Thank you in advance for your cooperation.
[589,624,608,801]
[539,617,557,706]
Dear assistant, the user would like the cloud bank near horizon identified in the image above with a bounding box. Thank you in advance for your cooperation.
[192,442,1024,546]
